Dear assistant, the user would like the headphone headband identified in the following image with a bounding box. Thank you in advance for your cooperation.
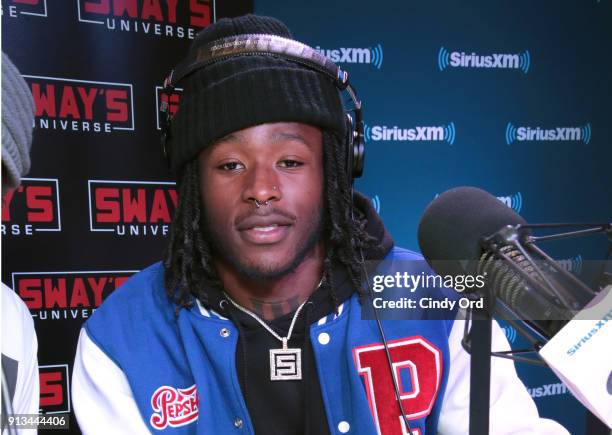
[165,33,350,90]
[161,32,364,180]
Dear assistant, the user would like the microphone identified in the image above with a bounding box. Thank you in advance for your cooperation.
[417,186,569,337]
[418,187,612,427]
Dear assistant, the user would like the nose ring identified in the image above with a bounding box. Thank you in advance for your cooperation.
[253,199,270,208]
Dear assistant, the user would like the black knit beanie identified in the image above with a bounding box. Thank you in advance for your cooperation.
[169,14,346,174]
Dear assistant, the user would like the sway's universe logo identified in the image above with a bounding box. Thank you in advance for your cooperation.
[24,76,134,133]
[438,47,530,74]
[1,178,61,236]
[2,0,47,18]
[88,180,177,236]
[77,0,213,39]
[314,44,383,69]
[13,270,136,320]
[155,86,182,130]
[496,191,522,213]
[364,122,456,144]
[506,123,591,144]
[39,364,70,414]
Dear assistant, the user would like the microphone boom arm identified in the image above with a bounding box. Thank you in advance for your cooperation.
[462,221,611,366]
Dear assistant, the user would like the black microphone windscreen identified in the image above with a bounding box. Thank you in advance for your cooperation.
[417,186,527,277]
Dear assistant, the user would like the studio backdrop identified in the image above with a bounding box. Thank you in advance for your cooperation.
[2,0,611,434]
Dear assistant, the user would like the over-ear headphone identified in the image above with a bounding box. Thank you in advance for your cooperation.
[159,33,365,184]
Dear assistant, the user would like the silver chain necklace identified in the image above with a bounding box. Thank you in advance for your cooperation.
[223,279,322,381]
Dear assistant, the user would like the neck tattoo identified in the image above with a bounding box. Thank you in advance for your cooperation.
[223,277,323,381]
[249,295,300,321]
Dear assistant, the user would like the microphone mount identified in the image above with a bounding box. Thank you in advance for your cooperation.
[461,221,611,365]
[463,221,610,434]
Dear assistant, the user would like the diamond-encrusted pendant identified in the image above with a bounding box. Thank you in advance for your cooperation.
[269,338,302,381]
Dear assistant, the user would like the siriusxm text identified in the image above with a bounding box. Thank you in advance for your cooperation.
[314,47,371,64]
[370,126,444,141]
[450,52,520,69]
[515,127,582,141]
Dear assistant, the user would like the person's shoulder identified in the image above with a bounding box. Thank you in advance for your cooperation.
[1,282,37,360]
[2,282,28,314]
[85,262,173,335]
[381,246,432,274]
[384,246,425,261]
[82,262,181,371]
[100,261,166,306]
[1,282,35,330]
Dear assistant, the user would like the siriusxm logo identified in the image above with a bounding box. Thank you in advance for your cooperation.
[434,191,522,212]
[314,44,383,69]
[496,192,523,213]
[364,123,456,144]
[371,195,381,214]
[528,383,568,398]
[556,255,583,275]
[566,309,612,357]
[502,325,517,344]
[438,47,530,74]
[506,123,592,144]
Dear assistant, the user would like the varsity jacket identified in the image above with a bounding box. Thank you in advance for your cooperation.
[72,246,568,435]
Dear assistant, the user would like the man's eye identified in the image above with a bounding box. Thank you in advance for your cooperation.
[218,162,243,171]
[278,160,303,168]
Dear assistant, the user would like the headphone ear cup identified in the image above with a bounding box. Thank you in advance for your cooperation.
[345,113,365,184]
[352,117,365,179]
[352,133,365,179]
[345,113,356,186]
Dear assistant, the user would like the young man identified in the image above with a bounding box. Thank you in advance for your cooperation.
[72,15,568,434]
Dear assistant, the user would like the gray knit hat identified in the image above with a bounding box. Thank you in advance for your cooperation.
[2,52,34,190]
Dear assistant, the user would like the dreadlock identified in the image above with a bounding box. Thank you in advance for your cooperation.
[164,130,378,313]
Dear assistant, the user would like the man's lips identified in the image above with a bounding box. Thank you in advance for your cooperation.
[236,213,294,245]
[236,214,294,231]
[235,213,294,245]
[239,225,290,244]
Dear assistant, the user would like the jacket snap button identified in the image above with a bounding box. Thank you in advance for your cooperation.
[318,332,330,345]
[220,328,231,338]
[234,418,243,428]
[338,421,350,433]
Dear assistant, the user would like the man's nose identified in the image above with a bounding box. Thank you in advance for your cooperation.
[242,164,281,207]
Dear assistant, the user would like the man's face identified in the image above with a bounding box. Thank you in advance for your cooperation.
[198,122,324,280]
